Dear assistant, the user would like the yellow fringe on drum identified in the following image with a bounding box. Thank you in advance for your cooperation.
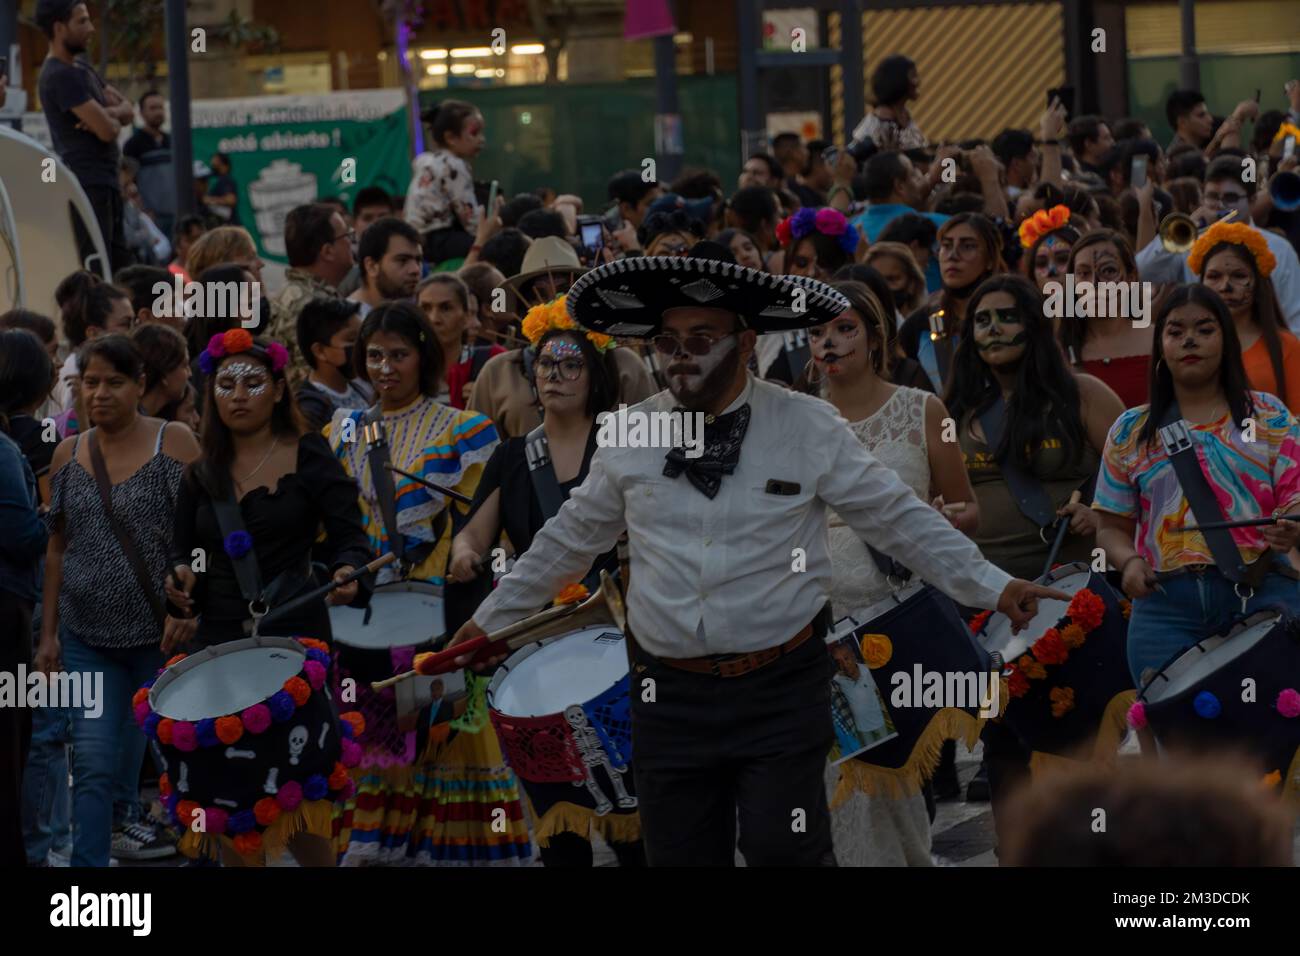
[1028,690,1138,778]
[830,708,985,804]
[530,800,642,849]
[1282,746,1300,803]
[177,799,337,866]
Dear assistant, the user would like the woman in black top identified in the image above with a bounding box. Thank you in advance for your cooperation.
[447,319,643,868]
[166,331,372,650]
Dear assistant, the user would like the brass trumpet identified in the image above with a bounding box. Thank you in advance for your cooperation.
[1159,208,1238,253]
[370,570,626,690]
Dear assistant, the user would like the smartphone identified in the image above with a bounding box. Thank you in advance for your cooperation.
[486,179,499,216]
[1130,154,1148,189]
[1048,86,1075,119]
[1285,136,1297,161]
[577,215,604,254]
[601,203,622,231]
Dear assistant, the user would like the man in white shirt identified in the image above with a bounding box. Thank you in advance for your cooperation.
[829,642,888,744]
[1136,155,1300,332]
[449,254,1063,865]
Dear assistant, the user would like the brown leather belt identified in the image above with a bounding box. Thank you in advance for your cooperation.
[657,622,815,678]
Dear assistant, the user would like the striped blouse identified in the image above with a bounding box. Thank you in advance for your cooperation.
[326,396,498,586]
[1093,391,1300,571]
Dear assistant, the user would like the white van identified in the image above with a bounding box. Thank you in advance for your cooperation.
[0,123,110,317]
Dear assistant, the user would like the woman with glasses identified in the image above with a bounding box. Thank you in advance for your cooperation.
[639,209,704,257]
[325,302,530,866]
[448,299,644,867]
[1059,230,1154,409]
[1189,221,1300,413]
[898,213,1007,394]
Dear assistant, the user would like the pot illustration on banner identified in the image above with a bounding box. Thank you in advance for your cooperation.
[248,160,318,257]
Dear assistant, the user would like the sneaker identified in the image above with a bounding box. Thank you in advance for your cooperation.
[111,821,177,861]
[46,847,72,867]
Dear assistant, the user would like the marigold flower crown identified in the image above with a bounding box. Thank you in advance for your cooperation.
[521,294,616,353]
[1017,204,1075,249]
[776,206,859,255]
[198,328,289,377]
[1187,221,1277,279]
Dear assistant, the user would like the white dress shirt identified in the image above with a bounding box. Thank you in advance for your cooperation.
[1135,226,1300,333]
[473,373,1012,658]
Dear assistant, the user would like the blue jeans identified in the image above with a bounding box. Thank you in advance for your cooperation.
[1127,568,1300,687]
[22,598,72,864]
[60,628,163,867]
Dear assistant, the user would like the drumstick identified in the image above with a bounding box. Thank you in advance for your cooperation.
[1183,514,1300,532]
[256,553,397,626]
[371,635,497,690]
[1041,490,1083,579]
[384,465,474,506]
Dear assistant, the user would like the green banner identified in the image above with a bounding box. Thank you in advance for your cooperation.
[190,90,412,264]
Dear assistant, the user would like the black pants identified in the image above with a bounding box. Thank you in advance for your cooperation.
[982,719,1032,847]
[629,627,837,866]
[75,184,132,274]
[0,592,34,868]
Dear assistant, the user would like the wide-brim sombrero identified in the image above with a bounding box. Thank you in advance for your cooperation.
[565,255,851,335]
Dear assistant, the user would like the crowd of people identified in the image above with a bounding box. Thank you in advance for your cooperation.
[3,1,1300,871]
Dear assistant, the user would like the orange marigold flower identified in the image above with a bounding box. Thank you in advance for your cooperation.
[860,634,893,669]
[157,718,175,746]
[232,832,262,857]
[340,711,366,737]
[1050,686,1075,717]
[215,715,243,745]
[968,610,994,635]
[1188,221,1277,278]
[1017,654,1047,680]
[132,687,150,709]
[1032,628,1069,666]
[176,800,201,827]
[328,761,350,791]
[1066,588,1106,632]
[586,331,615,352]
[555,582,589,605]
[254,797,280,826]
[283,676,311,707]
[1060,623,1086,649]
[1119,599,1132,620]
[222,328,254,353]
[1008,668,1031,698]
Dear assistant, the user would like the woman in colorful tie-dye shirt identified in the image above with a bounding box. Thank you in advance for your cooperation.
[1094,285,1300,688]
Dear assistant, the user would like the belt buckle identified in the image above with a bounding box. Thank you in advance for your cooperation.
[710,658,723,678]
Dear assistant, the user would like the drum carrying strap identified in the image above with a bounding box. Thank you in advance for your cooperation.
[211,494,264,607]
[917,323,954,393]
[363,405,444,573]
[865,542,911,584]
[1157,402,1249,584]
[976,394,1057,529]
[526,425,603,593]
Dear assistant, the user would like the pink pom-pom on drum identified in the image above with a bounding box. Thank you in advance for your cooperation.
[134,700,151,727]
[171,721,198,752]
[1126,700,1147,730]
[1277,688,1300,718]
[340,738,362,768]
[205,807,229,835]
[303,660,326,691]
[276,780,304,811]
[241,703,272,734]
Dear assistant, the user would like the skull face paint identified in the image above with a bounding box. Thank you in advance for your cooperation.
[1033,235,1074,292]
[808,312,867,378]
[972,296,1029,367]
[665,334,737,395]
[213,360,271,398]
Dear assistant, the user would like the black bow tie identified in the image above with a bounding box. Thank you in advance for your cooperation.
[663,404,751,499]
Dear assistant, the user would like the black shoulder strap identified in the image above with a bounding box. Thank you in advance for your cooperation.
[1157,402,1249,582]
[865,542,911,584]
[86,430,166,626]
[976,394,1057,528]
[524,425,568,521]
[363,404,405,564]
[211,493,264,606]
[469,345,492,381]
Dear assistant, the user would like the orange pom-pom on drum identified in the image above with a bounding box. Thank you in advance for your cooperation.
[254,797,280,826]
[283,676,311,707]
[215,715,243,745]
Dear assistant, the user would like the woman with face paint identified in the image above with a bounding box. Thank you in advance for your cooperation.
[808,280,979,866]
[1096,285,1300,691]
[324,302,531,866]
[1190,221,1300,413]
[898,213,1008,394]
[946,275,1123,821]
[1019,204,1082,296]
[163,331,371,866]
[37,335,202,866]
[1059,230,1153,408]
[448,303,645,867]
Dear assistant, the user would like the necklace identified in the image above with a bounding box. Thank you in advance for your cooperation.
[236,437,279,486]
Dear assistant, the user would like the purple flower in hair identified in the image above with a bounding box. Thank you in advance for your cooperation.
[224,530,253,560]
[790,207,818,239]
[197,350,217,376]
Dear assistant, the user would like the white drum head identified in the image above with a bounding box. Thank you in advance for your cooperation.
[330,581,446,649]
[489,626,627,718]
[150,637,305,721]
[1142,612,1278,704]
[981,565,1094,661]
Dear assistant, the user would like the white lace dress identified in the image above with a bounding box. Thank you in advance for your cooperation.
[823,386,936,866]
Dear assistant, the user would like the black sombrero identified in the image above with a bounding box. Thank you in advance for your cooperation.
[565,255,851,336]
